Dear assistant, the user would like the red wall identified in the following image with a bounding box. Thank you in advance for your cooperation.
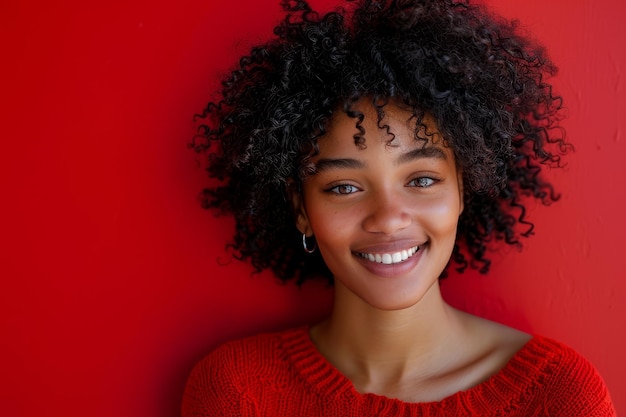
[1,0,624,415]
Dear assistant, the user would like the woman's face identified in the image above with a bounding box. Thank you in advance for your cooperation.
[295,102,464,311]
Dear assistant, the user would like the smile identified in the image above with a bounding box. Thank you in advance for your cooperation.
[357,246,420,265]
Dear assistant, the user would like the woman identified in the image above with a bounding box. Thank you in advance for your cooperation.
[183,0,616,415]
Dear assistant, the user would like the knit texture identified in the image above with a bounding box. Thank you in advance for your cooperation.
[182,327,616,416]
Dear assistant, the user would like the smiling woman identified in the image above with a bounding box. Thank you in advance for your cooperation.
[293,103,463,311]
[183,0,616,415]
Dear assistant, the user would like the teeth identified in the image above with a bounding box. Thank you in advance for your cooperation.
[359,246,420,265]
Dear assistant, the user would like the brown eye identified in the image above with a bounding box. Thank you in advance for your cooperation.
[408,177,437,188]
[329,184,359,194]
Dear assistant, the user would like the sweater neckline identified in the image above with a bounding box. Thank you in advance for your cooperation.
[280,325,556,413]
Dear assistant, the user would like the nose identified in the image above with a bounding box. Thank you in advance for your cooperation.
[361,192,412,235]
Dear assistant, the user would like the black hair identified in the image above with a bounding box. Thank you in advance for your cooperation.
[192,0,569,284]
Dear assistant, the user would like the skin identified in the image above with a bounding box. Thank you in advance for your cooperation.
[293,101,531,403]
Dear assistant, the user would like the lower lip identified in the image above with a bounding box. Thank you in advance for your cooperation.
[353,247,425,278]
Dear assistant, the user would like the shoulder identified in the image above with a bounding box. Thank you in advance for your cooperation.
[182,326,309,417]
[523,335,616,416]
[460,314,615,415]
[189,326,306,386]
[527,335,603,382]
[204,327,300,375]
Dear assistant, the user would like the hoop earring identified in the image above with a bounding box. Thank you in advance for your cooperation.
[302,234,317,254]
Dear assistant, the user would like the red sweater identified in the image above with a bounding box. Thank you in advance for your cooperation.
[182,326,615,416]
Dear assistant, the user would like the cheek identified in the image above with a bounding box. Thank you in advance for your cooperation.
[418,194,462,235]
[305,204,356,274]
[307,203,352,243]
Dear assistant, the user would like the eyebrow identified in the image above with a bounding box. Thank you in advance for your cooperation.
[313,146,447,174]
[395,146,447,165]
[313,158,364,173]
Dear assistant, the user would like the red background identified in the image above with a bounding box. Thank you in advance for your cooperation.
[1,0,625,415]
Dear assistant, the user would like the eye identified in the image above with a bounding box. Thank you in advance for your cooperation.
[327,184,360,195]
[408,177,437,188]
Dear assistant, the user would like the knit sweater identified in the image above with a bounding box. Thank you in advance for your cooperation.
[182,326,616,416]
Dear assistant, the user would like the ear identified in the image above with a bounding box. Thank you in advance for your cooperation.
[457,169,465,215]
[287,181,312,236]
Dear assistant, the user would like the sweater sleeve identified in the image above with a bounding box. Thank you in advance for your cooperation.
[181,344,260,417]
[544,343,616,417]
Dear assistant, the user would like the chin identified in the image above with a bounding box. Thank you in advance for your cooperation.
[357,278,442,312]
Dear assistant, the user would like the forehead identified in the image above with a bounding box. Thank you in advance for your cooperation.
[316,102,452,159]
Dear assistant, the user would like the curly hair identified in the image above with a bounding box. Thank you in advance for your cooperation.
[192,0,569,284]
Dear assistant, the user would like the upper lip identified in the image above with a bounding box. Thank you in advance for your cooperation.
[352,239,426,254]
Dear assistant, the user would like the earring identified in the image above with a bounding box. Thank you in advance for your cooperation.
[302,234,317,254]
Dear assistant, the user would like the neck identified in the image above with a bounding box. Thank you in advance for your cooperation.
[311,280,465,385]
